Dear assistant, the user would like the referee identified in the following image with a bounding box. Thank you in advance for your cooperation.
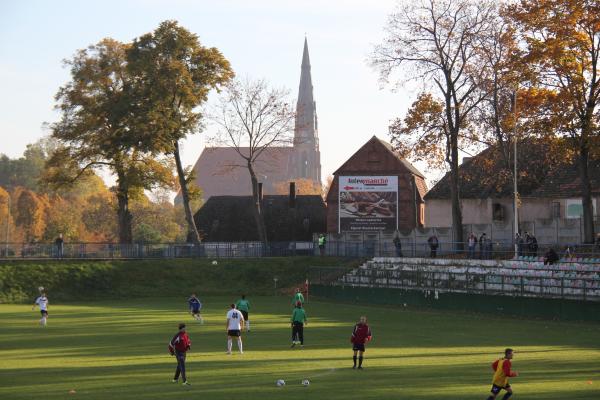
[236,295,251,332]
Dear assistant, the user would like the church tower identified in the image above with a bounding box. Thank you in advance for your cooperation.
[292,37,321,184]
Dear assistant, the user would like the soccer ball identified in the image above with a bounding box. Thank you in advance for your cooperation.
[212,260,218,265]
[38,286,45,293]
[276,379,285,387]
[302,379,310,386]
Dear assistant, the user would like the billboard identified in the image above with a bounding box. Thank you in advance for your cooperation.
[338,176,398,232]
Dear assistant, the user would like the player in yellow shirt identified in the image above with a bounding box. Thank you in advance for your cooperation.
[486,348,519,400]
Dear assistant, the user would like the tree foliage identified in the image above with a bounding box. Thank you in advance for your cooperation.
[127,20,234,243]
[507,0,600,242]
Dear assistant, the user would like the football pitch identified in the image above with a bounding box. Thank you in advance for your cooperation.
[1,296,599,399]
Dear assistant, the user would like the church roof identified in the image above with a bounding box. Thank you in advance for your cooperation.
[188,146,294,200]
[295,37,317,140]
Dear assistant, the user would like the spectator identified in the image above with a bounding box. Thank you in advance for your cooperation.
[482,237,493,260]
[543,248,559,265]
[467,232,477,259]
[478,233,487,259]
[529,234,538,257]
[524,232,531,256]
[54,234,64,259]
[564,246,573,258]
[595,234,600,251]
[427,235,439,258]
[318,234,326,257]
[515,233,524,257]
[392,231,403,257]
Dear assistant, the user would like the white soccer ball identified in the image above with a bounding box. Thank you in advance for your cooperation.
[212,260,218,265]
[276,379,285,387]
[302,379,310,386]
[38,286,45,293]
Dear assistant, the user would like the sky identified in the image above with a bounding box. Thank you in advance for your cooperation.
[0,0,435,195]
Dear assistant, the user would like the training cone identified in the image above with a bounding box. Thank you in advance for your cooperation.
[587,381,593,385]
[69,389,76,394]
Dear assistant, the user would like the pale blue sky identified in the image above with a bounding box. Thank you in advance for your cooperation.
[0,0,430,188]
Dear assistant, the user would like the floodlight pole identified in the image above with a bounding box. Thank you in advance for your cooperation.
[513,87,519,258]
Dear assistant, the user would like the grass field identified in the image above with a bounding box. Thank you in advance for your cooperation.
[1,296,599,399]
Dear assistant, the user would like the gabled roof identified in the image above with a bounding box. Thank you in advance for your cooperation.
[334,135,425,178]
[424,139,600,200]
[188,146,294,200]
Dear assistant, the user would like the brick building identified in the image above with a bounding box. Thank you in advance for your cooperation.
[325,136,427,234]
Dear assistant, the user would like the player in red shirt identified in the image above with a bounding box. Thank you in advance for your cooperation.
[168,323,192,386]
[350,316,372,369]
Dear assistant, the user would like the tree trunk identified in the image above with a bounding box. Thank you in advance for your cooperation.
[449,131,464,251]
[115,169,133,244]
[173,140,201,244]
[248,162,268,245]
[578,144,595,243]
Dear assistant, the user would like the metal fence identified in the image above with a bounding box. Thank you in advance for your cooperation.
[309,264,600,302]
[0,240,599,260]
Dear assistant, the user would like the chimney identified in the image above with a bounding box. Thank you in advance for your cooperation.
[289,181,296,208]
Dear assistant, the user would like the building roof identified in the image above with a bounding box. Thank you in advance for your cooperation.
[185,147,294,201]
[334,136,426,178]
[424,139,600,200]
[194,195,326,241]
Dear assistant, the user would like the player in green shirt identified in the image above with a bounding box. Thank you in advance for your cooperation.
[290,301,307,348]
[236,295,251,332]
[292,288,305,307]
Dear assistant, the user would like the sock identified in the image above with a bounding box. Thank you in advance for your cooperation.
[41,317,47,326]
[227,338,232,353]
[237,338,243,353]
[246,321,250,330]
[353,355,357,367]
[502,393,512,400]
[358,356,363,367]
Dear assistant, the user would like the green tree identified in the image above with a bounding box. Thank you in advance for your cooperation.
[46,38,175,244]
[127,20,234,244]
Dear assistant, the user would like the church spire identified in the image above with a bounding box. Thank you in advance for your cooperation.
[295,37,317,147]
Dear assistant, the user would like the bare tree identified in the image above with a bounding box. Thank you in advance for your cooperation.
[209,78,295,244]
[372,0,495,249]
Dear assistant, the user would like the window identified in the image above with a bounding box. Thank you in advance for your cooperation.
[565,198,597,219]
[419,203,425,226]
[492,203,504,221]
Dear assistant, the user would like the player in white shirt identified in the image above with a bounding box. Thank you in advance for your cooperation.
[225,304,245,354]
[32,293,49,326]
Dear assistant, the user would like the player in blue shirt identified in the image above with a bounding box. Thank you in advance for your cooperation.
[188,293,203,324]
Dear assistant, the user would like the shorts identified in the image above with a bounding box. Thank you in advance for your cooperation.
[40,310,48,316]
[240,311,249,321]
[228,330,241,337]
[491,384,510,394]
[352,343,366,352]
[191,307,200,314]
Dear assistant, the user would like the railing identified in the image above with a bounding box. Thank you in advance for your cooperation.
[309,264,600,302]
[0,240,598,260]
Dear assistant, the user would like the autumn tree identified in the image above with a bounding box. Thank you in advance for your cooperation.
[273,178,322,196]
[127,20,234,244]
[373,0,495,248]
[508,0,600,243]
[210,78,296,244]
[14,189,46,242]
[46,38,175,244]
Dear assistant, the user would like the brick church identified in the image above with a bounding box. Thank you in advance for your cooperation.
[186,38,321,201]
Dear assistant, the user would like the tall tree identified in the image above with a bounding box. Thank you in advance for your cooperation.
[210,78,296,244]
[127,20,234,244]
[373,0,494,248]
[46,38,174,244]
[508,0,600,243]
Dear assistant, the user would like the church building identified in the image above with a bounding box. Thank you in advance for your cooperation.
[186,38,321,201]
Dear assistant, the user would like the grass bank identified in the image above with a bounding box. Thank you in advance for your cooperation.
[0,257,359,303]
